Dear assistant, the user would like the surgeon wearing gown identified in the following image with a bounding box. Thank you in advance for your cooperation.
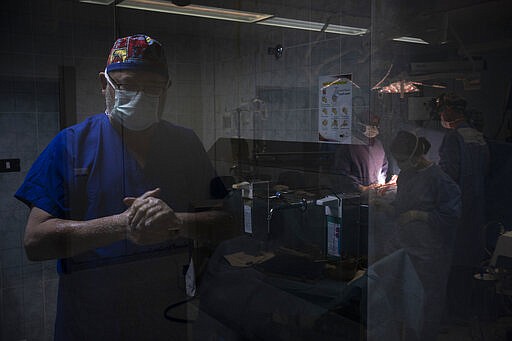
[389,131,461,341]
[436,93,490,320]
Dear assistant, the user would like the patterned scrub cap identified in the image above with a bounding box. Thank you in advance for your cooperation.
[106,34,168,78]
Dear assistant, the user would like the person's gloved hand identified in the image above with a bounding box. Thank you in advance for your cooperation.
[123,188,183,245]
[397,210,429,225]
[386,174,398,185]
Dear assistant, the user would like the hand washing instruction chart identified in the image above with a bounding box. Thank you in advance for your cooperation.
[318,74,352,144]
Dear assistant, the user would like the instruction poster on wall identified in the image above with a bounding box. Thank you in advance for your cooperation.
[318,74,352,143]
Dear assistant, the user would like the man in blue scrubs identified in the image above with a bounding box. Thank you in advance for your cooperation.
[15,34,228,340]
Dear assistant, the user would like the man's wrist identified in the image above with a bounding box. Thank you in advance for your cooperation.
[112,213,130,238]
[167,213,185,234]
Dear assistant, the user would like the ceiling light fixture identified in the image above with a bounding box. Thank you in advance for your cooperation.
[392,36,429,44]
[80,0,369,36]
[257,17,325,31]
[324,24,368,36]
[116,0,274,23]
[257,17,368,36]
[79,0,114,4]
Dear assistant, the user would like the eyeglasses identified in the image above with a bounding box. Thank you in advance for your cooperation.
[104,71,170,96]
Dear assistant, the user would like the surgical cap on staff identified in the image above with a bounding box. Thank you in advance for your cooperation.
[436,93,467,122]
[106,34,169,79]
[390,131,431,161]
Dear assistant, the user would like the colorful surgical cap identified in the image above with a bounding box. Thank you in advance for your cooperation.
[106,34,168,78]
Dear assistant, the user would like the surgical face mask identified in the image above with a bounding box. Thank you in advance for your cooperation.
[440,112,452,129]
[363,125,379,138]
[112,90,164,131]
[441,119,452,129]
[105,70,166,131]
[440,110,464,129]
[441,116,463,129]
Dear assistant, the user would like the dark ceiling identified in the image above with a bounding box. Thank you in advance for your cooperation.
[189,0,511,54]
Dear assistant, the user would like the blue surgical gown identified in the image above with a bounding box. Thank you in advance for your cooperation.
[394,163,461,247]
[439,123,489,266]
[393,163,461,341]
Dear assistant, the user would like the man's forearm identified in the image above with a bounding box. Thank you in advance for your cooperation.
[24,207,129,261]
[177,210,236,242]
[25,206,237,261]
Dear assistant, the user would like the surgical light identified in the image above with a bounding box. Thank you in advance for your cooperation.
[379,80,421,99]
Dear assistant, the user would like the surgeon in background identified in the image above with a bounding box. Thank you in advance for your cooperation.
[328,113,393,194]
[436,93,490,322]
[389,130,461,341]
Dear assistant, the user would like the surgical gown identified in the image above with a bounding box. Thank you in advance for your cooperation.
[439,123,490,320]
[393,163,461,341]
[439,122,489,266]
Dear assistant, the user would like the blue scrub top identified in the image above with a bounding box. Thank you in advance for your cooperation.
[15,113,215,272]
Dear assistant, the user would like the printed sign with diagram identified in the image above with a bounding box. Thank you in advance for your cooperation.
[318,74,352,144]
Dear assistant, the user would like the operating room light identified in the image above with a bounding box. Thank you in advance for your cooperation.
[116,0,274,23]
[379,81,420,93]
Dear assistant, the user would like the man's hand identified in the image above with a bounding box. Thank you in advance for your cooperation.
[123,188,183,245]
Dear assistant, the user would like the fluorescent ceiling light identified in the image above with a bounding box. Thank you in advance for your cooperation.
[79,0,114,4]
[83,0,369,36]
[117,0,273,23]
[257,17,368,36]
[392,36,429,44]
[324,24,368,36]
[257,17,324,31]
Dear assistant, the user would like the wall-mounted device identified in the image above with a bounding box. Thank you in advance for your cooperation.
[268,44,283,59]
[0,159,20,173]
